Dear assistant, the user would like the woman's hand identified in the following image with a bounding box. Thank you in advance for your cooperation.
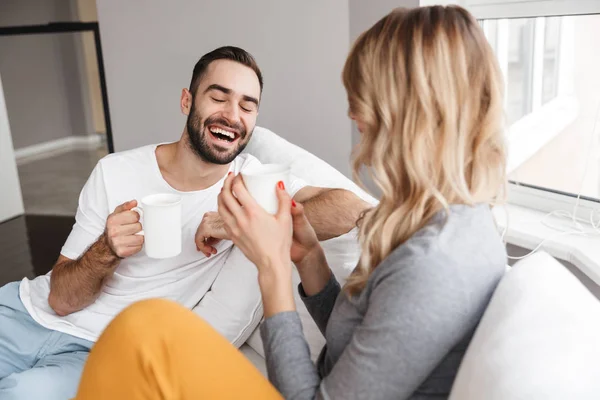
[218,173,293,271]
[218,173,296,317]
[219,171,292,262]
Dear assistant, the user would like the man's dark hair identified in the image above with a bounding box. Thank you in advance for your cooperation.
[188,46,263,96]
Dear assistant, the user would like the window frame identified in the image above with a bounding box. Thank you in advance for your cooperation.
[465,0,600,217]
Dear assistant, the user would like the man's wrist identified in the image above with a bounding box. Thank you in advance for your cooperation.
[97,234,123,264]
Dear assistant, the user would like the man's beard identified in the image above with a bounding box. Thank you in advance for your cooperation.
[186,107,251,165]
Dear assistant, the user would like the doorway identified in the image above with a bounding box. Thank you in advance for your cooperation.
[0,16,113,283]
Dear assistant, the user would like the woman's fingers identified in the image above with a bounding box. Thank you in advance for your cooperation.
[217,190,238,234]
[230,175,260,211]
[275,181,293,221]
[220,173,245,221]
[290,200,305,220]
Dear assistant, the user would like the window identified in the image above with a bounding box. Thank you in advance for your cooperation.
[506,19,534,124]
[541,17,561,104]
[480,13,600,202]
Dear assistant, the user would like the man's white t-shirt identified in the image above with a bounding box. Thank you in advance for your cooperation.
[19,144,306,342]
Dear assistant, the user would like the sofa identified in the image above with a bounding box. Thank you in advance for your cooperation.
[450,250,600,399]
[241,127,600,398]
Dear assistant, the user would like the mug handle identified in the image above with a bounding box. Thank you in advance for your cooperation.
[132,206,145,236]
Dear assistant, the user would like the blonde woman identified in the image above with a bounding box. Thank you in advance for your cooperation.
[75,5,507,399]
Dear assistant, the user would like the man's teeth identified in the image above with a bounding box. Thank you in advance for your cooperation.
[209,127,235,139]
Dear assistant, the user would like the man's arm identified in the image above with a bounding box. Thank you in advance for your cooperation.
[293,186,371,241]
[48,200,143,316]
[195,186,371,255]
[49,236,120,316]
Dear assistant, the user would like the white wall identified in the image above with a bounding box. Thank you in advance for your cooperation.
[346,0,419,195]
[96,0,352,177]
[349,0,420,41]
[0,72,24,222]
[348,0,420,149]
[420,0,466,6]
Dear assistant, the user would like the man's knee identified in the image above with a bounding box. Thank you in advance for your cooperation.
[107,299,200,339]
[0,368,80,400]
[125,298,181,317]
[106,299,211,346]
[116,298,184,327]
[114,299,192,328]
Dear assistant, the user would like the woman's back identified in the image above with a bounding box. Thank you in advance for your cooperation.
[297,204,506,398]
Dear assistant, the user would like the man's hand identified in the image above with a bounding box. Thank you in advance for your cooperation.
[48,200,141,316]
[195,212,230,257]
[105,200,144,258]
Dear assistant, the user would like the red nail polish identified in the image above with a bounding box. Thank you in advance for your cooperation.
[292,200,296,207]
[228,172,232,176]
[277,181,285,190]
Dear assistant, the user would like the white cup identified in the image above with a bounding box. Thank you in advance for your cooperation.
[133,193,182,259]
[241,164,291,215]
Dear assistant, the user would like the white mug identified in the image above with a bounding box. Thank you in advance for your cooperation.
[133,193,182,259]
[241,164,291,215]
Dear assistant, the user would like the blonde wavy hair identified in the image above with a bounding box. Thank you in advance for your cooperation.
[343,5,507,296]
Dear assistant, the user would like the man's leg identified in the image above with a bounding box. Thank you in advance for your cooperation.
[0,281,93,399]
[0,351,89,400]
[0,282,47,379]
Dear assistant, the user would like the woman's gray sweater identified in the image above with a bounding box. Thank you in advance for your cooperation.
[260,204,507,399]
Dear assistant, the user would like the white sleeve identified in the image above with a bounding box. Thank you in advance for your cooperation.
[192,247,263,348]
[61,162,110,260]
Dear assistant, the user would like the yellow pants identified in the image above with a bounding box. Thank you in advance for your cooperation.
[75,299,283,400]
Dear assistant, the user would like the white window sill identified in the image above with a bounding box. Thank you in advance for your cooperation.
[493,203,600,286]
[506,95,578,174]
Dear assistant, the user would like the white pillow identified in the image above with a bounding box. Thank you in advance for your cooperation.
[450,252,600,400]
